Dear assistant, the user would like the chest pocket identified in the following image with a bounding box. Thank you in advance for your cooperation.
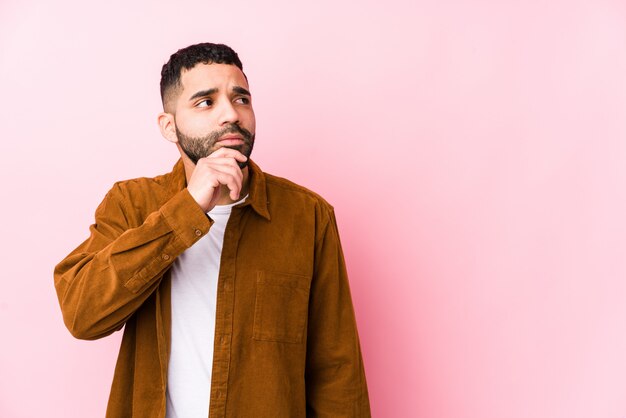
[253,271,311,344]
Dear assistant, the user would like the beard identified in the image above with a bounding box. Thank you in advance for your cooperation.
[175,122,255,169]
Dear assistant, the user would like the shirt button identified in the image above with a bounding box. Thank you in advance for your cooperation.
[220,336,225,344]
[216,390,223,398]
[162,254,170,261]
[194,229,202,236]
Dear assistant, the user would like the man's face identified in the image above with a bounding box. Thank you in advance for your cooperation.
[171,63,256,167]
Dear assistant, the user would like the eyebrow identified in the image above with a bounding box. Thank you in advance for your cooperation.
[233,86,251,97]
[188,88,217,102]
[188,86,251,102]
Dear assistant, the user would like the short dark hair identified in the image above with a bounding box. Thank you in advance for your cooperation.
[160,42,244,111]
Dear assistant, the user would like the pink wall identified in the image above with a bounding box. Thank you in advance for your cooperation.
[2,0,626,416]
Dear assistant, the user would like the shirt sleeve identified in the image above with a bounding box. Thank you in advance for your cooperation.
[53,183,212,340]
[305,207,371,417]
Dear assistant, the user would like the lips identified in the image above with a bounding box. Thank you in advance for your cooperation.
[217,135,246,147]
[219,135,244,141]
[219,139,244,144]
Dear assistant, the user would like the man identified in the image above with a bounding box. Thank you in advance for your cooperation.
[54,42,371,418]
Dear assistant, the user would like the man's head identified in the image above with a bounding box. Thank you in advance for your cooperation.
[157,43,255,168]
[160,43,245,112]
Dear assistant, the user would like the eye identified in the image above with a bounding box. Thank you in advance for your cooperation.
[235,97,250,105]
[196,99,213,108]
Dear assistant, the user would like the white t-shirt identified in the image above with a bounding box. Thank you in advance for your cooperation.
[165,195,247,418]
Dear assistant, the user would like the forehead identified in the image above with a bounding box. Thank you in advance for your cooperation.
[179,63,249,95]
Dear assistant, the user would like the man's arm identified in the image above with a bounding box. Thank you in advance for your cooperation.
[305,207,371,417]
[54,149,246,340]
[53,184,212,340]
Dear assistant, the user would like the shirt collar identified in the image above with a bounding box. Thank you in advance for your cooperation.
[166,158,271,221]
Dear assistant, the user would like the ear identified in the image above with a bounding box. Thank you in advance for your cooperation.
[157,112,178,143]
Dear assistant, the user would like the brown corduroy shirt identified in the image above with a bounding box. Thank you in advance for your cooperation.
[54,158,371,418]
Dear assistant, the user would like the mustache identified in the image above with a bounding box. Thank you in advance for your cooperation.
[216,123,253,142]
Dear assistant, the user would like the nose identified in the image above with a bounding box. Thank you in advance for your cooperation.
[217,98,239,126]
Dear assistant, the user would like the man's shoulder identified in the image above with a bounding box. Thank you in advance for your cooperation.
[105,165,179,205]
[111,170,171,190]
[262,170,334,214]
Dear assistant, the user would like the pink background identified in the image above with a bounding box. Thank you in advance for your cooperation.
[2,0,626,417]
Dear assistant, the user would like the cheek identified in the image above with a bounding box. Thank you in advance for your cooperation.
[245,110,256,132]
[179,113,218,136]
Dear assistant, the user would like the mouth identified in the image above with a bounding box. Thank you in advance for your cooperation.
[217,136,245,146]
[217,137,244,146]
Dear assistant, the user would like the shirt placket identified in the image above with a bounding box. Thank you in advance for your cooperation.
[208,207,243,418]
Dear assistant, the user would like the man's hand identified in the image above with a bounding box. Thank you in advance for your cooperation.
[186,147,248,212]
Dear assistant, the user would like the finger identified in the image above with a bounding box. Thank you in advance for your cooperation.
[205,147,248,162]
[213,171,243,199]
[203,157,244,180]
[199,157,245,172]
[189,161,242,187]
[203,162,244,185]
[205,163,243,187]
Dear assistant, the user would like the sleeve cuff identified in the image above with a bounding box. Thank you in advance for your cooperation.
[160,188,213,248]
